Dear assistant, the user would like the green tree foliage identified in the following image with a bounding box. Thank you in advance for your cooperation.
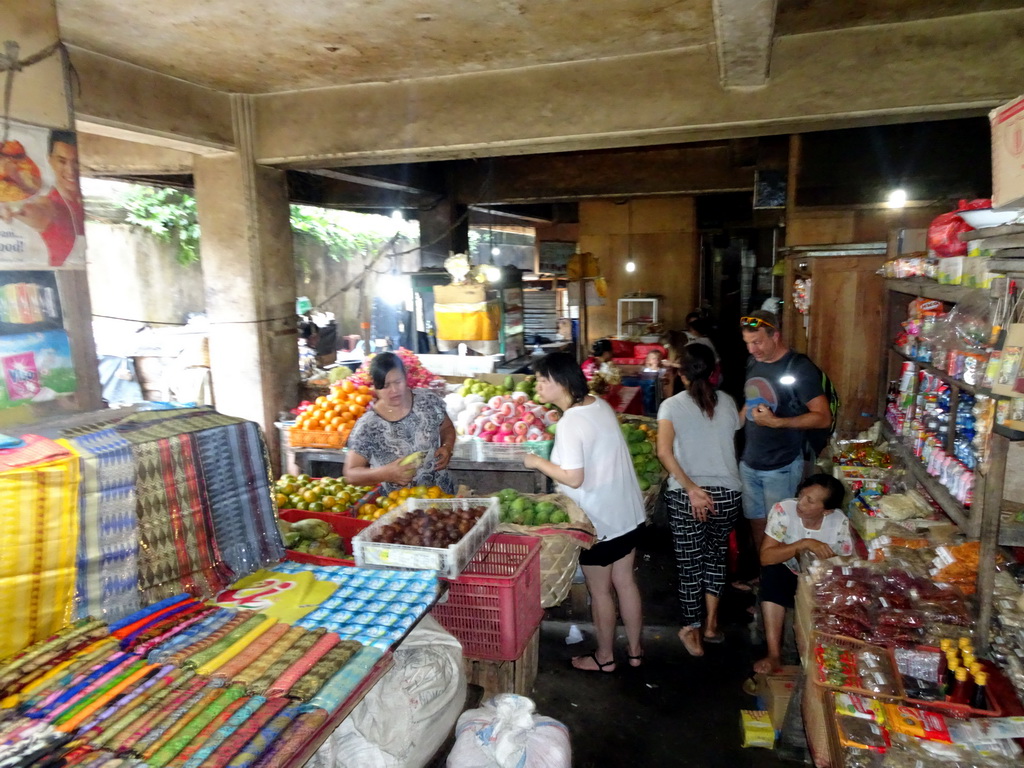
[116,184,418,266]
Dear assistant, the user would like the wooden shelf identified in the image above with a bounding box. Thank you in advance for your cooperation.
[1000,521,1024,547]
[880,423,974,535]
[884,278,975,303]
[889,346,979,395]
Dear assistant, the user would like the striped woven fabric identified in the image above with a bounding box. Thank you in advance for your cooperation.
[0,452,81,659]
[131,435,231,603]
[194,422,284,575]
[113,407,241,445]
[61,428,139,623]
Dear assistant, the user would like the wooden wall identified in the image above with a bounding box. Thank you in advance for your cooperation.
[578,198,698,346]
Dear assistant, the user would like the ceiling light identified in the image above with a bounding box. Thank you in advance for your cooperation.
[391,210,404,221]
[491,246,501,257]
[625,261,636,273]
[887,189,907,209]
[484,265,502,283]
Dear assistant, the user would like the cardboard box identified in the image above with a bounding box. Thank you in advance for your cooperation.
[990,94,1024,210]
[754,666,801,730]
[433,283,488,304]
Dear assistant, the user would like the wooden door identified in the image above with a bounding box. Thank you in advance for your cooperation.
[806,255,886,436]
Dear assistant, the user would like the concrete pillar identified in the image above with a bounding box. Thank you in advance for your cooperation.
[418,199,469,269]
[193,95,297,464]
[0,0,102,424]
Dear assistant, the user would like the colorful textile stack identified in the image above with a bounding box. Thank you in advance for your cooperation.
[0,437,80,659]
[62,428,139,623]
[0,596,370,766]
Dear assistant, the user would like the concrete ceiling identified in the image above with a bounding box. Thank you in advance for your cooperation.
[57,0,1024,94]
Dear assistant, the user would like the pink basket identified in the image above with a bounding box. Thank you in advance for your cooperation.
[431,533,543,661]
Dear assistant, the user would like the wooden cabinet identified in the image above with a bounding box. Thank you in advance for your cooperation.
[781,246,887,436]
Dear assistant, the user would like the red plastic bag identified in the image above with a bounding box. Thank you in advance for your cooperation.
[927,199,991,257]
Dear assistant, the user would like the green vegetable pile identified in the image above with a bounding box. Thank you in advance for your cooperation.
[280,517,350,558]
[620,422,664,492]
[494,488,570,526]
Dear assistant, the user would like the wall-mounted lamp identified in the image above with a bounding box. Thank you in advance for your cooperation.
[886,189,907,209]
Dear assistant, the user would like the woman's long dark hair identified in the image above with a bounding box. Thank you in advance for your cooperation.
[681,343,718,418]
[369,351,406,390]
[533,352,588,404]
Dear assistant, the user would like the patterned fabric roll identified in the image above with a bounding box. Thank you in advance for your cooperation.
[90,667,186,750]
[245,629,326,696]
[196,616,277,676]
[178,696,266,768]
[305,645,383,713]
[109,595,188,633]
[126,680,217,756]
[194,422,284,575]
[135,608,218,657]
[148,686,249,767]
[120,602,209,651]
[140,683,228,761]
[229,627,306,689]
[113,407,241,444]
[56,662,157,733]
[210,623,290,682]
[162,691,249,768]
[63,428,139,623]
[182,613,267,671]
[249,708,328,768]
[225,702,303,768]
[202,698,289,768]
[130,434,231,604]
[106,673,204,753]
[286,640,361,702]
[147,609,234,663]
[0,449,86,661]
[263,633,339,699]
[78,664,171,739]
[11,637,117,707]
[112,595,194,639]
[165,613,252,666]
[41,652,132,720]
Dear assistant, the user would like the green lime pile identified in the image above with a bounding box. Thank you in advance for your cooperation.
[621,423,663,492]
[494,488,570,525]
[458,375,542,402]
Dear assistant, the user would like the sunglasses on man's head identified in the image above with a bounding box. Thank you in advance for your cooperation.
[740,316,776,330]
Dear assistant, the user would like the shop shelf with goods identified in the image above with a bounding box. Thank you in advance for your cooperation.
[616,297,659,339]
[877,275,1024,650]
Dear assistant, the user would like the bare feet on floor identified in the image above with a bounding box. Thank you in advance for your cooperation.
[678,627,704,657]
[753,655,781,674]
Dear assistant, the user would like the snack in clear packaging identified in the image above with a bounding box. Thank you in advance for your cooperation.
[837,714,890,752]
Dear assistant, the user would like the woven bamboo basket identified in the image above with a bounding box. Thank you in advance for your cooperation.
[495,493,596,608]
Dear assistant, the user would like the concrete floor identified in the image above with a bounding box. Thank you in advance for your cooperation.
[529,520,796,768]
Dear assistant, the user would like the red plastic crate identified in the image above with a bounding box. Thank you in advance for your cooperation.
[431,533,543,661]
[279,509,371,566]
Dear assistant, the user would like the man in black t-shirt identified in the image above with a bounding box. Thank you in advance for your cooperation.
[739,310,831,551]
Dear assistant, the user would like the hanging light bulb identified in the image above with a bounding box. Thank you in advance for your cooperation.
[625,261,636,273]
[491,246,501,257]
[483,265,502,283]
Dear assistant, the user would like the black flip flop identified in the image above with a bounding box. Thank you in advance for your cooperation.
[571,652,616,673]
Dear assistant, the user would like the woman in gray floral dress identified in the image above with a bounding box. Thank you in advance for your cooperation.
[343,352,456,494]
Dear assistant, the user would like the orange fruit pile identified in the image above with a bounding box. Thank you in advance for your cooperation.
[356,485,453,521]
[293,380,375,446]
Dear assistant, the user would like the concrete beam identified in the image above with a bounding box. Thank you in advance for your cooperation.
[712,0,778,88]
[252,10,1024,166]
[69,46,235,152]
[78,132,194,176]
[452,145,755,204]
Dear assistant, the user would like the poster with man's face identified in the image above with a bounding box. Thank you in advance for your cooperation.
[0,120,85,269]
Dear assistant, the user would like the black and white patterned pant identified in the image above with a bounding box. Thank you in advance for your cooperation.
[666,486,742,627]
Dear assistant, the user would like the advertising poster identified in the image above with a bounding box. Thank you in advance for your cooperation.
[0,330,77,409]
[0,120,86,269]
[0,270,63,335]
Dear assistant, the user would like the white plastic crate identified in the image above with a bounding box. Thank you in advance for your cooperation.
[352,497,499,578]
[469,438,553,462]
